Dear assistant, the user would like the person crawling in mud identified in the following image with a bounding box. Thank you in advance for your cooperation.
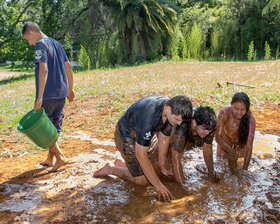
[94,95,193,202]
[215,92,256,174]
[165,106,220,184]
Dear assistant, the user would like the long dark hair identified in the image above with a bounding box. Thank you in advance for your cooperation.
[231,92,251,148]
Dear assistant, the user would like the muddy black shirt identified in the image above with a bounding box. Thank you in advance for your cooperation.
[170,106,215,153]
[117,95,172,147]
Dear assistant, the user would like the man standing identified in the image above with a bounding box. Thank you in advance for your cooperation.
[168,106,220,184]
[94,95,192,201]
[22,22,75,172]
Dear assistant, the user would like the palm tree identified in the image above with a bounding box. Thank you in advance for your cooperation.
[104,0,177,63]
[262,0,280,15]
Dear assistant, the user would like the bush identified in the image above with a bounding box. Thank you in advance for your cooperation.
[78,45,90,70]
[264,41,271,60]
[247,41,254,61]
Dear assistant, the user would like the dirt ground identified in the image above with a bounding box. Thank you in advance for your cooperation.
[0,70,23,80]
[0,70,280,223]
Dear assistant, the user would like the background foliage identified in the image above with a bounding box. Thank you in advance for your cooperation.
[1,0,280,67]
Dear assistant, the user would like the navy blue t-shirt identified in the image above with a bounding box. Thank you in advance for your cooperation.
[117,95,172,147]
[34,37,69,100]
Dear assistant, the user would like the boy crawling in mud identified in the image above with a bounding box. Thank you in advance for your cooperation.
[22,22,75,172]
[215,92,256,174]
[94,95,193,202]
[166,106,220,184]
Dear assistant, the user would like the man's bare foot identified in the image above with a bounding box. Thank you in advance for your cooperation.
[48,159,68,173]
[94,163,112,177]
[114,159,126,167]
[40,160,54,167]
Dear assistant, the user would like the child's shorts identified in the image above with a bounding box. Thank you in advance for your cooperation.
[42,98,65,134]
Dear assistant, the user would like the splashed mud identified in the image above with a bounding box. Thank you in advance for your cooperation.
[0,131,279,224]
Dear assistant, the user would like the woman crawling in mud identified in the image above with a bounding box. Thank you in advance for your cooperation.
[215,92,256,174]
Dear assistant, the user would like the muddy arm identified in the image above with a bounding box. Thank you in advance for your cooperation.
[202,143,214,175]
[215,111,235,154]
[243,115,256,170]
[135,142,174,201]
[168,123,187,184]
[171,148,184,184]
[203,143,220,182]
[242,136,254,170]
[158,131,173,177]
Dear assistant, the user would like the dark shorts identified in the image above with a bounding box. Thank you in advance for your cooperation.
[114,125,158,177]
[42,98,65,134]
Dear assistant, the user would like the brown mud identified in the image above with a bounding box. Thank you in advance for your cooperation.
[0,97,280,224]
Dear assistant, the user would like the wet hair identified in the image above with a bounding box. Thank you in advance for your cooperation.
[193,106,217,130]
[231,92,251,148]
[22,22,42,35]
[166,95,192,121]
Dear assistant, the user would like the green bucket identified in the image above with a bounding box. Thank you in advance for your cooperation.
[17,108,59,149]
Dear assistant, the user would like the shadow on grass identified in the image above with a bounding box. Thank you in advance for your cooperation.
[0,74,34,86]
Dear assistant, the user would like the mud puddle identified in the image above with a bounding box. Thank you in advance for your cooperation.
[0,131,279,223]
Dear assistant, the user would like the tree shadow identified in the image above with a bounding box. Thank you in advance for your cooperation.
[1,167,50,185]
[0,74,34,86]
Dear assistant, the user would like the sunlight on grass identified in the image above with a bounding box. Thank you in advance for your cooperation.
[1,61,279,144]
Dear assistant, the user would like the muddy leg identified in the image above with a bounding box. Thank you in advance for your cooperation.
[228,152,239,174]
[48,142,68,172]
[217,144,227,158]
[94,163,134,182]
[94,163,149,185]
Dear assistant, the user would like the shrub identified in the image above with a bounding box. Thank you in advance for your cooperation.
[264,41,271,60]
[247,41,254,61]
[78,45,90,70]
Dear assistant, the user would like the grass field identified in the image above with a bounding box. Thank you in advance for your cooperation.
[0,60,280,223]
[0,60,279,141]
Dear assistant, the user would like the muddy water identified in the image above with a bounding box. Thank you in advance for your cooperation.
[84,132,280,223]
[0,131,279,223]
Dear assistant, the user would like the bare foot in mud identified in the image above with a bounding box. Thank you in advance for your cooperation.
[114,159,126,167]
[94,163,112,177]
[40,160,54,167]
[48,159,68,173]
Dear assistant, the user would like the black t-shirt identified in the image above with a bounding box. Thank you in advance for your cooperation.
[117,95,172,147]
[170,106,215,153]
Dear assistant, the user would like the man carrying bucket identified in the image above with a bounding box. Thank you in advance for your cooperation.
[22,22,75,172]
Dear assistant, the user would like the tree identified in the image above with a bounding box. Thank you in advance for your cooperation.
[0,0,89,63]
[187,21,202,60]
[262,0,280,15]
[105,0,177,63]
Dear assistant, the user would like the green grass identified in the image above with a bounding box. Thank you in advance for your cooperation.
[0,60,279,145]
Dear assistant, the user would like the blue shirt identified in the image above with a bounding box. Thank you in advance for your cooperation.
[34,37,69,100]
[117,95,172,147]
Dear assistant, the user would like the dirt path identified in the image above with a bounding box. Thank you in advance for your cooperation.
[0,98,279,223]
[0,70,23,80]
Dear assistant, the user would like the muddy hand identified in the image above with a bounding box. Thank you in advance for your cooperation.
[228,153,238,174]
[161,167,173,179]
[228,149,239,161]
[156,184,174,202]
[209,171,221,183]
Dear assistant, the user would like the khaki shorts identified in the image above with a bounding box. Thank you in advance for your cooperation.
[114,125,158,177]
